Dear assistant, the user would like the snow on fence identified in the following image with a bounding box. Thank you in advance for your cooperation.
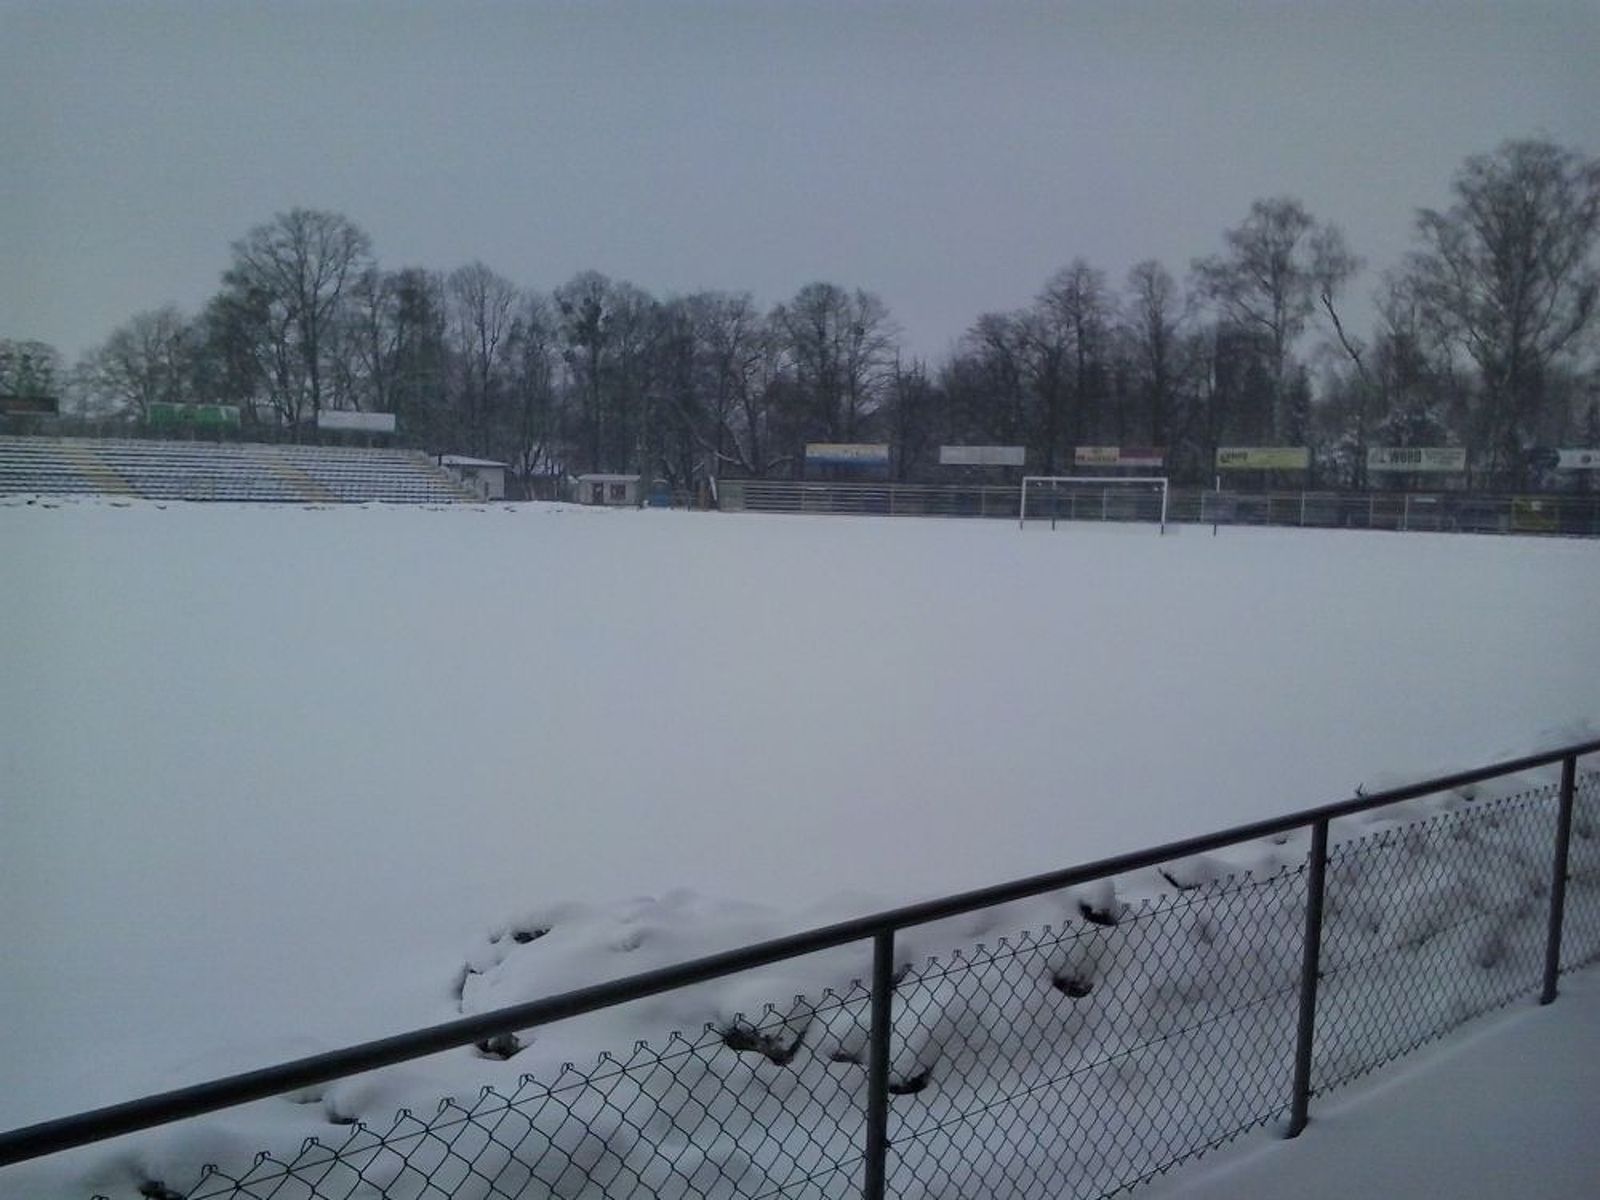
[4,753,1598,1200]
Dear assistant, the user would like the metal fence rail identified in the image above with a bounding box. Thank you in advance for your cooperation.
[716,479,1600,536]
[2,741,1597,1200]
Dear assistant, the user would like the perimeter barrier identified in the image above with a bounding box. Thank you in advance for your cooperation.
[716,479,1600,536]
[2,740,1598,1199]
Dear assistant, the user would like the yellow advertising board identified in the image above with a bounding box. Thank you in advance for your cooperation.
[1215,446,1310,471]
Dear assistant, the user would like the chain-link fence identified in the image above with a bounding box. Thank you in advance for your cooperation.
[69,766,1595,1200]
[1558,773,1600,974]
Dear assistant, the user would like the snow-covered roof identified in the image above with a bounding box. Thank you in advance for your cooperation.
[576,473,641,483]
[437,455,507,468]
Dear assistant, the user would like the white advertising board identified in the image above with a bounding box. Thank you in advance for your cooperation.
[318,410,397,434]
[939,445,1026,467]
[1367,447,1466,473]
[1557,449,1600,470]
[806,443,890,466]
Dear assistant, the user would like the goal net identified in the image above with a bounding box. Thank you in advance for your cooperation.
[1019,475,1169,533]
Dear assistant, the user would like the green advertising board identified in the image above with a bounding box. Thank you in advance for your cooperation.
[148,402,241,429]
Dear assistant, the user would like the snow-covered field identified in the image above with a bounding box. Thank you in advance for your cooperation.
[3,498,1598,1197]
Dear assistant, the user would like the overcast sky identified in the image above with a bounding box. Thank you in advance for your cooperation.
[3,1,1596,367]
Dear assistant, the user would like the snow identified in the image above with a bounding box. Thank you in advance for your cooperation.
[1138,969,1600,1200]
[2,497,1598,1196]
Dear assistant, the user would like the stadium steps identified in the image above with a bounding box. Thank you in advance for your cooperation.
[419,459,480,502]
[258,453,339,503]
[56,440,136,496]
[0,437,470,504]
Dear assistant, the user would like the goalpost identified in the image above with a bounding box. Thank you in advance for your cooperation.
[1019,475,1169,534]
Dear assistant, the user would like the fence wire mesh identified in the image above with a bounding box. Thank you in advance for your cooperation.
[884,869,1304,1200]
[1311,787,1558,1094]
[81,770,1599,1200]
[1560,773,1600,973]
[181,986,875,1200]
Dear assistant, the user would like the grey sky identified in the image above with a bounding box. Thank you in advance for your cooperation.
[3,1,1596,367]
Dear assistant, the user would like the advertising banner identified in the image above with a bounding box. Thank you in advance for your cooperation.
[0,394,57,415]
[148,402,240,428]
[1215,446,1309,471]
[318,410,396,434]
[939,445,1025,467]
[1117,447,1166,468]
[1556,449,1600,470]
[1367,447,1466,473]
[806,443,890,466]
[1073,446,1166,468]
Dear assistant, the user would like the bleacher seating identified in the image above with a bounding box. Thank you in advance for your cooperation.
[0,437,471,503]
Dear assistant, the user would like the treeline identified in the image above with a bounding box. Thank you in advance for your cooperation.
[13,137,1600,489]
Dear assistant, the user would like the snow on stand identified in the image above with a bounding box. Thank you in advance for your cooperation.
[18,738,1599,1200]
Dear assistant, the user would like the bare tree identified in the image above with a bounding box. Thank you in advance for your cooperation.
[1122,260,1192,452]
[507,293,562,490]
[346,268,401,415]
[389,269,450,444]
[76,307,194,419]
[1193,197,1332,442]
[772,283,897,449]
[660,291,777,479]
[555,271,615,472]
[447,261,519,456]
[882,356,938,480]
[221,209,373,431]
[946,312,1030,451]
[1405,138,1600,482]
[1037,259,1115,443]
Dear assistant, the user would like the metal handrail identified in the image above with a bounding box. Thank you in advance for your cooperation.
[3,735,1597,1171]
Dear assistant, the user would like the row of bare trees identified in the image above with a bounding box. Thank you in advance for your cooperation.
[49,137,1600,490]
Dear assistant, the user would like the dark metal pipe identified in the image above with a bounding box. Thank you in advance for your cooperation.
[863,931,895,1200]
[1541,755,1578,1004]
[1287,818,1329,1137]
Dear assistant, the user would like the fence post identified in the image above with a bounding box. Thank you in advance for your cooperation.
[1288,818,1329,1138]
[1541,755,1578,1004]
[864,930,895,1200]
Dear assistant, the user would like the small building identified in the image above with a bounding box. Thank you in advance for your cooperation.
[437,454,508,501]
[575,473,642,506]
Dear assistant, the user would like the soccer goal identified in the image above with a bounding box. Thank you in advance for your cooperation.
[1019,475,1169,533]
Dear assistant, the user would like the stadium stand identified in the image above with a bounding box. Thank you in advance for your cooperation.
[0,437,472,503]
